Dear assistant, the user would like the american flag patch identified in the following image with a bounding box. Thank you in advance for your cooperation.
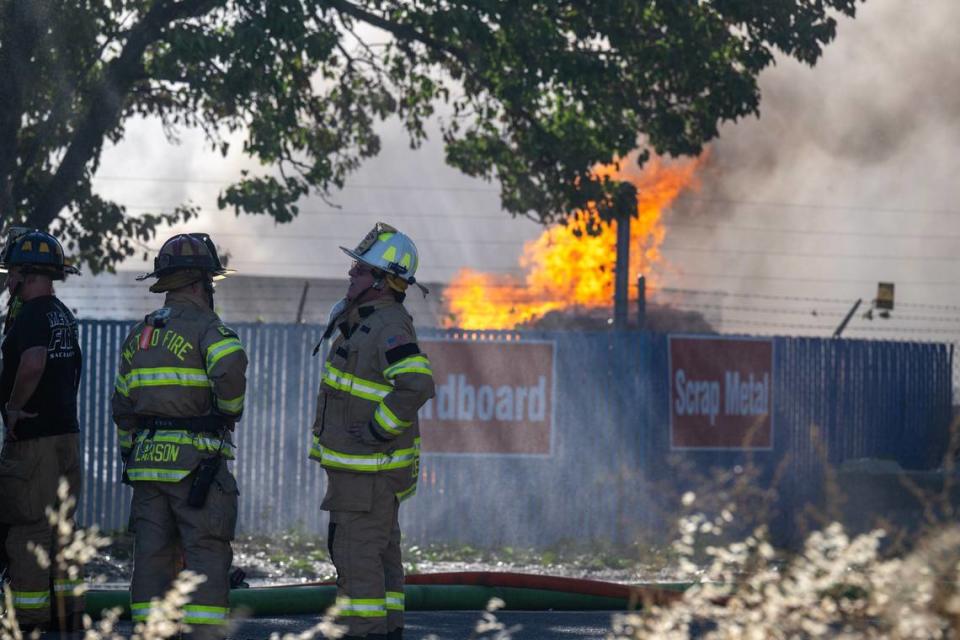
[385,334,409,348]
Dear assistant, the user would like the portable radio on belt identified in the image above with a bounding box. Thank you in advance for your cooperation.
[188,435,226,508]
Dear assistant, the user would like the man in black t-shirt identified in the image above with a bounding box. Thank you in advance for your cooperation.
[0,229,83,634]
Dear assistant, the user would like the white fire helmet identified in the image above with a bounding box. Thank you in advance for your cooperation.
[340,222,420,289]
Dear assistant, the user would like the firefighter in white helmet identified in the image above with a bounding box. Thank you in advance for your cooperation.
[309,223,435,639]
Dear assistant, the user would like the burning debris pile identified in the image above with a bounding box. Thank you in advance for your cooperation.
[518,304,715,333]
[443,153,709,331]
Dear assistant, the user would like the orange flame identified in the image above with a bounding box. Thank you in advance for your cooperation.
[443,152,706,329]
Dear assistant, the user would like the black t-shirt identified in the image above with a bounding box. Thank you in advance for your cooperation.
[0,295,82,439]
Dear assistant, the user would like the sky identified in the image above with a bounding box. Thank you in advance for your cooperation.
[90,0,960,340]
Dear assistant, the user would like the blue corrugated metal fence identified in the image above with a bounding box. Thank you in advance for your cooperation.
[75,321,953,546]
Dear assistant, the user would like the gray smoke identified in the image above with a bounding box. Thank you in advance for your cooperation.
[663,0,960,336]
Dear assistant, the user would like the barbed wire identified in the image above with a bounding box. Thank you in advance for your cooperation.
[668,221,960,242]
[660,245,960,263]
[93,174,960,218]
[657,286,960,312]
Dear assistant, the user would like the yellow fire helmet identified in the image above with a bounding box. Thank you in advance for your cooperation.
[340,222,428,294]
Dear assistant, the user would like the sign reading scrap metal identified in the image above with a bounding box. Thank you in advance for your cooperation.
[668,336,774,450]
[418,339,555,455]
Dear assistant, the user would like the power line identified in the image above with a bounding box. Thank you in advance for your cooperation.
[698,317,833,332]
[183,230,528,246]
[674,302,960,327]
[707,317,960,336]
[674,302,845,318]
[122,204,514,221]
[660,244,960,263]
[658,287,852,305]
[661,272,960,287]
[116,205,960,240]
[668,221,960,242]
[658,286,960,312]
[93,175,501,193]
[681,196,960,218]
[92,174,960,217]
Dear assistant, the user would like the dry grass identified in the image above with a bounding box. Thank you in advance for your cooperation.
[5,480,960,639]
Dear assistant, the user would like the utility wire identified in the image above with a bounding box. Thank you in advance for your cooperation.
[92,174,960,217]
[93,175,501,193]
[660,245,960,263]
[658,287,960,313]
[663,272,960,287]
[658,287,852,305]
[680,196,960,218]
[674,302,845,318]
[668,221,960,242]
[122,204,513,221]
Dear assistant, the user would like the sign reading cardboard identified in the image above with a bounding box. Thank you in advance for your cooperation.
[669,336,774,450]
[418,339,555,455]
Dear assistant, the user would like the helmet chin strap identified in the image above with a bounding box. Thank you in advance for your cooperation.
[202,279,215,309]
[4,281,23,336]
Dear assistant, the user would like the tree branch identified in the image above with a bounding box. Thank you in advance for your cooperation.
[31,0,224,229]
[0,0,43,221]
[321,1,555,175]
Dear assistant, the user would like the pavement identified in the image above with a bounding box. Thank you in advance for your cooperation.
[253,611,615,639]
[71,611,619,639]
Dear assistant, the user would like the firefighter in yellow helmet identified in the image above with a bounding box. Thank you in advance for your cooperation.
[310,223,435,639]
[0,229,84,634]
[112,233,247,639]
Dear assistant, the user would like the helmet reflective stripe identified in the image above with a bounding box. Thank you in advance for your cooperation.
[340,222,420,282]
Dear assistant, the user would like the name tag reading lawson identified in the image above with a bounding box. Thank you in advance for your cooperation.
[135,442,181,463]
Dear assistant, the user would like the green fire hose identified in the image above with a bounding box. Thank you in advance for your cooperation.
[84,573,690,619]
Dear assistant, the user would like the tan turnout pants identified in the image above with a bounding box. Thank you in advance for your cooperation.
[0,433,84,629]
[129,463,238,640]
[328,477,404,638]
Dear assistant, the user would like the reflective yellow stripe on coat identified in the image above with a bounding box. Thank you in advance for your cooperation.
[383,355,433,380]
[115,367,211,396]
[322,363,392,402]
[309,436,420,472]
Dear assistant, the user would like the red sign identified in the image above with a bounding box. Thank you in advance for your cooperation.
[418,339,554,455]
[669,336,774,450]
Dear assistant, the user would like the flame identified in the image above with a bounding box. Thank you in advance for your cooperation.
[443,152,706,330]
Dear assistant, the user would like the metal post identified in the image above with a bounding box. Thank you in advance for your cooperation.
[637,275,646,330]
[295,281,310,324]
[833,298,862,338]
[614,214,630,330]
